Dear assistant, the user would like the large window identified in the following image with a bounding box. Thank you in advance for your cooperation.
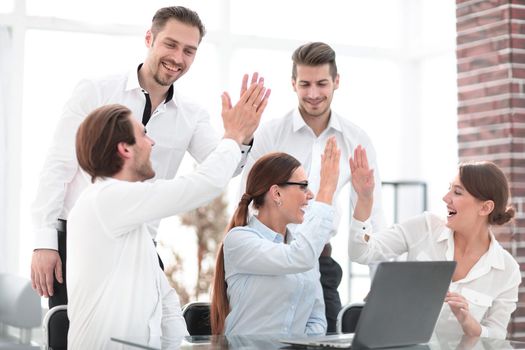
[1,0,457,306]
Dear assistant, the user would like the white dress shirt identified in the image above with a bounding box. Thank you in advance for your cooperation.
[349,212,521,339]
[67,139,241,349]
[242,108,386,234]
[32,66,251,250]
[223,201,335,336]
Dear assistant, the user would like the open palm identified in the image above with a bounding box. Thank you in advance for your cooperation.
[349,145,375,200]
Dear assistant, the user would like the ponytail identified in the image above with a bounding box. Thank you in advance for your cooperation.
[210,152,301,334]
[210,194,252,334]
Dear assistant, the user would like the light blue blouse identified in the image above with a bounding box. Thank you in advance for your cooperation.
[223,201,334,335]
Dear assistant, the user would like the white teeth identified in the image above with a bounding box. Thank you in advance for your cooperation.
[162,62,181,72]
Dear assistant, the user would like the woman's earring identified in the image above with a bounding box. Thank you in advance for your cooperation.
[276,200,282,207]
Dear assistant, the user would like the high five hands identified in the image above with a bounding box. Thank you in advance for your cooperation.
[317,136,341,204]
[221,73,271,145]
[349,145,374,223]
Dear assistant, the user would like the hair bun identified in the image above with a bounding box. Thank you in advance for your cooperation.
[492,206,515,225]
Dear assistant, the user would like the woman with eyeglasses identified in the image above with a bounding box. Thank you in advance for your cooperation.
[348,145,520,339]
[210,136,340,335]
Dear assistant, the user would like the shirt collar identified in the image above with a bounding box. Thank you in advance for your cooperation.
[248,216,285,243]
[437,227,505,271]
[291,108,342,133]
[484,232,505,270]
[126,64,175,105]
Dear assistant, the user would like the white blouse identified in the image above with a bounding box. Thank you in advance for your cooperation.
[349,212,521,339]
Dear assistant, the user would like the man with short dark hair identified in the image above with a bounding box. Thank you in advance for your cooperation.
[68,89,265,348]
[30,5,269,307]
[241,42,386,332]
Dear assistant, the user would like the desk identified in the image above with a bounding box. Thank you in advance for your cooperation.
[111,333,525,349]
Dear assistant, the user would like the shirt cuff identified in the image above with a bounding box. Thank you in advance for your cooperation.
[220,138,242,155]
[33,227,59,251]
[239,142,252,154]
[350,218,372,242]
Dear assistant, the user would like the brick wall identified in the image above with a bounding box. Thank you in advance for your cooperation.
[456,0,525,339]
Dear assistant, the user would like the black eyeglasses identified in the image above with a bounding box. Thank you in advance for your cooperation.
[278,181,309,192]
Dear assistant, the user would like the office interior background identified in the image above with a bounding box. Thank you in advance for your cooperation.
[0,0,457,305]
[0,0,480,333]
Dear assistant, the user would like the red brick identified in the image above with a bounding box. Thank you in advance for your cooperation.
[457,68,510,86]
[510,98,525,108]
[513,68,525,79]
[457,52,511,72]
[510,172,525,182]
[511,113,525,123]
[511,22,525,35]
[456,0,507,18]
[458,143,513,157]
[457,22,509,45]
[457,7,510,32]
[458,113,512,126]
[458,97,511,114]
[513,8,525,19]
[511,38,525,50]
[458,82,519,100]
[457,38,511,58]
[458,127,512,142]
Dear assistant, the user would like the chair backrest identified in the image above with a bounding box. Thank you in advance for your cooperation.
[181,302,211,336]
[42,305,69,350]
[336,302,364,334]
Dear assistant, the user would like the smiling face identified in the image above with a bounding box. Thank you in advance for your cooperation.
[277,167,314,224]
[442,174,486,232]
[142,19,200,87]
[292,63,339,123]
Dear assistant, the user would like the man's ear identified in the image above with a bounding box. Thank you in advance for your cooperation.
[145,30,153,48]
[292,78,297,92]
[334,73,340,90]
[117,142,133,160]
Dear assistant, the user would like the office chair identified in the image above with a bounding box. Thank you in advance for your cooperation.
[0,273,41,345]
[336,302,365,334]
[181,302,211,335]
[42,305,69,350]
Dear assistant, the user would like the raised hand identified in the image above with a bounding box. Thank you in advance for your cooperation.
[240,72,259,98]
[316,136,340,204]
[221,73,271,145]
[349,145,374,200]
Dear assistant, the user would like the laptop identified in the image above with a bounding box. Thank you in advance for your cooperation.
[281,261,456,349]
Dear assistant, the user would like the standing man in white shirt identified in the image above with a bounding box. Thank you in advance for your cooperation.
[68,95,266,348]
[31,5,269,308]
[241,42,386,332]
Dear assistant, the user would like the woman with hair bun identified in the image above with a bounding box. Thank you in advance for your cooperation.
[211,137,340,336]
[348,145,521,339]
